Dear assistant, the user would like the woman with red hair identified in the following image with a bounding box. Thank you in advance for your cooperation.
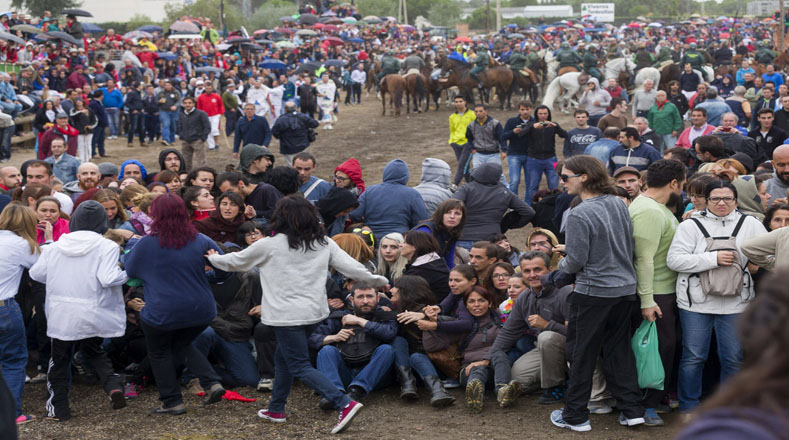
[124,194,227,415]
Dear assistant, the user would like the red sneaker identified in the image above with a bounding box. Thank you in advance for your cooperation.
[257,409,286,424]
[331,400,363,435]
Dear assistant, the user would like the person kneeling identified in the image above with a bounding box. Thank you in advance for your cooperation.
[309,281,397,409]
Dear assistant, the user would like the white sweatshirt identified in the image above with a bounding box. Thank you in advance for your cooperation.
[207,234,388,326]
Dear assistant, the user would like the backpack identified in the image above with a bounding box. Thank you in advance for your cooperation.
[336,324,381,367]
[688,215,749,304]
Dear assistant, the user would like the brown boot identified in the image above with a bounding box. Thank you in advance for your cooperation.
[140,142,148,147]
[127,142,133,148]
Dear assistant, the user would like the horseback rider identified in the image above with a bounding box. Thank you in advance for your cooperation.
[681,42,705,73]
[555,41,583,73]
[508,46,529,73]
[469,43,490,88]
[754,40,777,65]
[654,40,673,67]
[583,44,602,82]
[525,43,540,67]
[402,49,425,75]
[633,42,655,73]
[376,49,401,84]
[713,40,733,67]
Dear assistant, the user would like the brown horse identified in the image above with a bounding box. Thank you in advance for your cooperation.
[512,68,539,104]
[773,52,789,71]
[380,74,404,116]
[439,58,514,109]
[659,63,681,91]
[404,72,427,113]
[420,63,442,111]
[366,60,381,95]
[557,66,579,76]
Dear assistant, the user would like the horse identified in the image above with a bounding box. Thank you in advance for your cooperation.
[700,66,715,83]
[659,63,681,91]
[366,60,381,96]
[403,71,427,113]
[557,66,579,77]
[380,74,405,116]
[539,49,559,83]
[541,71,582,114]
[512,67,539,105]
[420,64,442,111]
[439,58,515,109]
[774,52,789,71]
[602,58,636,87]
[634,67,661,91]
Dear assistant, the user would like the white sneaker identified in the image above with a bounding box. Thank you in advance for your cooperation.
[257,378,273,391]
[588,402,613,414]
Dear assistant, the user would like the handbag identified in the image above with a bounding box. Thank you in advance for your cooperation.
[423,328,463,380]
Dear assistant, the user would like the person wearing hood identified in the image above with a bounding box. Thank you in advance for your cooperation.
[414,158,453,216]
[29,201,128,421]
[454,162,534,248]
[578,78,610,128]
[334,158,365,197]
[194,191,248,246]
[316,187,360,237]
[647,90,683,152]
[731,175,767,221]
[522,105,566,205]
[119,160,148,182]
[696,87,733,127]
[526,227,563,268]
[350,159,428,239]
[711,74,736,99]
[238,143,275,185]
[148,148,187,183]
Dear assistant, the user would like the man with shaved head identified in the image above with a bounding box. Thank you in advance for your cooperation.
[766,144,789,204]
[62,162,100,201]
[0,166,21,195]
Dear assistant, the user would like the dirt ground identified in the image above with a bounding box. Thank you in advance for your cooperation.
[14,97,679,439]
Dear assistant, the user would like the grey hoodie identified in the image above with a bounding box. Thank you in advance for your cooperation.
[454,162,534,241]
[415,158,453,215]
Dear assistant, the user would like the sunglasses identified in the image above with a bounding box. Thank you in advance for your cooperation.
[560,173,581,182]
[352,228,375,247]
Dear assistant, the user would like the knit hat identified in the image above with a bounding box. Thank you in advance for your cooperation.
[238,144,275,172]
[69,200,109,234]
[98,162,119,178]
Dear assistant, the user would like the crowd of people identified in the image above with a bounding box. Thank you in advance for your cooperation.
[0,2,788,439]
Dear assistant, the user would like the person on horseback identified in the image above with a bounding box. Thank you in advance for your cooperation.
[376,50,401,85]
[754,41,777,65]
[402,50,425,75]
[525,44,540,67]
[583,44,602,83]
[469,44,490,89]
[713,40,733,67]
[633,42,654,73]
[555,41,582,73]
[654,40,673,67]
[681,42,705,74]
[508,46,529,73]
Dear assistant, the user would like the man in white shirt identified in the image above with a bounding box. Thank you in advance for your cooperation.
[316,73,337,130]
[350,64,367,104]
[246,77,274,120]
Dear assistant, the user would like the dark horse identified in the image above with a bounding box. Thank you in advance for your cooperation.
[404,72,427,113]
[380,74,405,116]
[439,58,514,109]
[659,63,681,91]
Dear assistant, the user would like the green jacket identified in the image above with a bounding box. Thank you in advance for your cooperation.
[471,51,490,67]
[556,49,582,67]
[655,47,672,64]
[634,49,654,68]
[681,51,704,69]
[755,48,777,64]
[646,101,682,135]
[508,52,529,70]
[381,55,400,72]
[583,51,598,70]
[525,51,539,65]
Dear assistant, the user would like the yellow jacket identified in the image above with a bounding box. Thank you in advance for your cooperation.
[449,109,475,145]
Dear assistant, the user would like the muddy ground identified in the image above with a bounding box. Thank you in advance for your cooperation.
[15,96,679,439]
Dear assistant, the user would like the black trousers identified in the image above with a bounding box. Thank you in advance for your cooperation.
[563,293,644,425]
[352,84,362,104]
[254,322,277,379]
[141,322,218,408]
[47,337,123,420]
[451,142,473,186]
[224,109,239,136]
[637,293,679,408]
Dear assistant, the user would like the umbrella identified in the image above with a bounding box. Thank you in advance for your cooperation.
[81,23,103,33]
[324,24,340,32]
[572,24,584,29]
[259,59,287,69]
[298,14,319,25]
[124,30,153,40]
[256,39,274,44]
[402,25,416,31]
[648,22,663,28]
[241,43,264,51]
[636,16,648,22]
[0,32,25,45]
[627,23,643,28]
[343,17,357,24]
[167,33,202,40]
[216,43,231,51]
[11,24,43,35]
[280,16,296,22]
[137,25,162,33]
[312,23,325,29]
[194,66,223,74]
[454,36,472,43]
[384,17,398,22]
[44,31,81,45]
[348,37,364,44]
[295,61,322,74]
[363,16,381,24]
[717,16,728,21]
[325,59,346,67]
[323,36,344,46]
[323,18,343,25]
[276,27,295,34]
[276,40,296,48]
[157,52,178,61]
[507,33,525,39]
[523,28,538,33]
[585,28,606,32]
[61,8,93,17]
[170,20,200,33]
[543,27,556,32]
[225,37,253,44]
[506,23,518,28]
[296,29,317,36]
[321,10,337,16]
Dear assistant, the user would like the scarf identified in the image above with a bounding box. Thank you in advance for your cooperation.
[130,210,153,235]
[656,99,666,111]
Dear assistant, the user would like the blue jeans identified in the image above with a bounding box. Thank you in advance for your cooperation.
[392,336,439,380]
[0,299,28,416]
[472,152,508,187]
[525,156,559,206]
[0,100,21,118]
[105,107,120,136]
[269,325,351,413]
[91,125,106,156]
[507,154,528,196]
[660,134,676,153]
[159,110,179,144]
[456,240,474,251]
[678,310,742,412]
[317,344,394,394]
[191,327,259,388]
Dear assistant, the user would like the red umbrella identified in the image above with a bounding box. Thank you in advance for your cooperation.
[323,36,344,46]
[627,23,643,28]
[276,27,295,34]
[253,29,268,35]
[324,24,340,32]
[312,23,325,29]
[454,36,472,43]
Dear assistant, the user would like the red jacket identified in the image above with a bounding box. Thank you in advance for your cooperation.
[39,125,80,159]
[675,124,715,149]
[197,92,225,117]
[334,158,365,194]
[138,51,159,69]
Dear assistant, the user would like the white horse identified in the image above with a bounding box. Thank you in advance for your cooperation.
[634,67,661,91]
[603,58,636,81]
[538,49,560,83]
[542,71,582,114]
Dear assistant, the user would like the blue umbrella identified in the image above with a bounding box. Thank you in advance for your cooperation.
[157,52,178,61]
[348,37,363,44]
[194,66,223,74]
[325,59,345,67]
[81,23,103,33]
[258,59,287,70]
[506,23,518,28]
[138,25,163,33]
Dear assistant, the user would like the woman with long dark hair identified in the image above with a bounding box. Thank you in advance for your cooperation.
[413,198,466,269]
[400,230,451,303]
[206,195,387,435]
[194,191,247,245]
[125,194,227,415]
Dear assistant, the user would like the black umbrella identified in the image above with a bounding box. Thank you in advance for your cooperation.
[298,14,319,25]
[45,31,82,46]
[255,39,274,45]
[0,32,26,45]
[241,43,264,51]
[225,37,253,45]
[61,8,93,17]
[194,66,223,75]
[325,59,346,67]
[295,61,322,74]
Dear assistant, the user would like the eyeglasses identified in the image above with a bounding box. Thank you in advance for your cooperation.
[245,231,262,238]
[492,273,512,280]
[560,173,581,182]
[708,196,736,204]
[333,174,350,182]
[352,228,375,247]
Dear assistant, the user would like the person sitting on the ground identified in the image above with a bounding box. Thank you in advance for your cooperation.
[310,281,398,408]
[374,232,408,286]
[400,230,451,303]
[413,198,466,270]
[216,171,281,221]
[194,191,248,246]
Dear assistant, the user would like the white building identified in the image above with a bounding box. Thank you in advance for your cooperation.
[0,0,186,23]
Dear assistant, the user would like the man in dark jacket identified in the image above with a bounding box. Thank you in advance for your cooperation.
[502,101,534,196]
[297,75,317,119]
[272,101,319,165]
[309,281,397,406]
[234,103,272,158]
[89,90,109,157]
[177,96,211,170]
[124,82,145,148]
[748,108,786,160]
[522,105,567,204]
[712,113,766,164]
[466,104,508,187]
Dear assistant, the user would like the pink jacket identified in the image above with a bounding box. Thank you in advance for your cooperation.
[675,124,715,149]
[37,218,70,244]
